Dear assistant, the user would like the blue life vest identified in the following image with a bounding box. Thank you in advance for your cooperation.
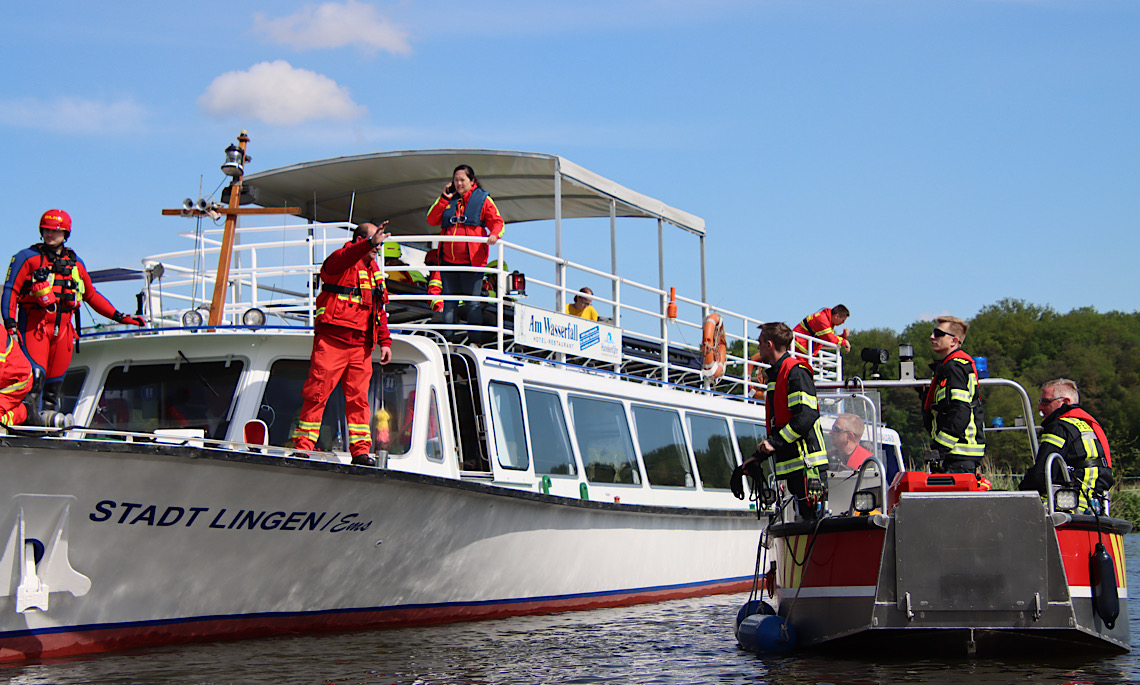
[440,188,489,227]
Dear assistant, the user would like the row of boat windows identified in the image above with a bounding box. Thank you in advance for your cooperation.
[488,381,768,490]
[63,359,768,490]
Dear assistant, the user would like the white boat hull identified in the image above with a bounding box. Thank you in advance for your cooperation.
[0,438,760,661]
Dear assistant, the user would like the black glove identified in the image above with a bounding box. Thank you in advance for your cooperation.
[31,267,51,282]
[730,459,765,500]
[4,318,16,336]
[113,311,146,326]
[730,464,746,499]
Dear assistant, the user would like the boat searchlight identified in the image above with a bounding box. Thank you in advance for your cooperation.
[242,307,266,327]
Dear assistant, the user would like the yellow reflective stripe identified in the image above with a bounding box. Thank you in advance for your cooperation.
[949,388,972,402]
[0,376,29,395]
[950,444,985,457]
[779,425,801,443]
[787,391,817,409]
[814,326,834,336]
[0,409,17,424]
[773,457,806,476]
[1040,433,1065,449]
[793,339,809,353]
[934,430,957,448]
[315,307,326,317]
[0,337,11,362]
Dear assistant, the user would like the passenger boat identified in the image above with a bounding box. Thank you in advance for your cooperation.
[736,377,1131,656]
[0,144,830,662]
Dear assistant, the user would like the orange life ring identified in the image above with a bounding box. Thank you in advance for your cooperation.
[701,313,727,380]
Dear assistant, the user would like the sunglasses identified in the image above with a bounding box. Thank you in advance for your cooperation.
[932,328,954,339]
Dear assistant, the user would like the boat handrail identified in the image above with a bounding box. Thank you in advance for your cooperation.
[847,454,889,516]
[1043,451,1073,517]
[121,223,843,400]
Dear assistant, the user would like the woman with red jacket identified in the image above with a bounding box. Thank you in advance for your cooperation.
[426,165,504,344]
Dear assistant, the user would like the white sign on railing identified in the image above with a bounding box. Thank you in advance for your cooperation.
[513,304,622,364]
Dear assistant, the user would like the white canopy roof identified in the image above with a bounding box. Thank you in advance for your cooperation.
[243,149,705,237]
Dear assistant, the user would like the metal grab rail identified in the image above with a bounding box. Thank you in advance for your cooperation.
[847,454,889,516]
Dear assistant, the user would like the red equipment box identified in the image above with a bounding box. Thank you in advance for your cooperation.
[887,471,985,510]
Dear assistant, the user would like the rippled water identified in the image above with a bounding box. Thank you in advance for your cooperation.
[4,538,1140,684]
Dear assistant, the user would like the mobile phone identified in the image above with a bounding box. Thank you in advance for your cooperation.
[445,184,455,195]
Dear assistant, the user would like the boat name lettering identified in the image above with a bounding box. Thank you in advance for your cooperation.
[88,500,372,533]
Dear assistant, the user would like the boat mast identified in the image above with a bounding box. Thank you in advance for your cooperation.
[207,131,250,327]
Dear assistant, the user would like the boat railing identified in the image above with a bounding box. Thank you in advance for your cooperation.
[128,222,842,399]
[1043,451,1080,517]
[847,454,889,515]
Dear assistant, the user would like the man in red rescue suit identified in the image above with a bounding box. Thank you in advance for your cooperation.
[731,322,828,520]
[3,209,144,411]
[1020,378,1113,513]
[292,222,393,467]
[923,315,986,474]
[793,304,851,356]
[0,324,33,427]
[425,164,505,344]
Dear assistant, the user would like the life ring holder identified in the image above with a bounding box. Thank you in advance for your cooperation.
[700,313,728,380]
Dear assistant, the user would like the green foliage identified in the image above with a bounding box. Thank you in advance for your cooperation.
[1109,490,1140,529]
[844,300,1140,480]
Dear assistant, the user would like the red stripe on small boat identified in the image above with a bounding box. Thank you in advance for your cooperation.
[0,578,751,663]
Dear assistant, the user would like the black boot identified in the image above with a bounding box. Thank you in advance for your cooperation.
[42,380,62,412]
[351,454,377,467]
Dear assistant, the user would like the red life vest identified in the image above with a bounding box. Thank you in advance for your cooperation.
[766,354,814,435]
[923,349,979,411]
[1057,405,1112,468]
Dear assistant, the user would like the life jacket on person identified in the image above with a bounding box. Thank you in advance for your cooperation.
[1045,405,1113,508]
[440,188,492,266]
[923,349,985,460]
[16,245,85,313]
[765,354,828,477]
[314,241,387,342]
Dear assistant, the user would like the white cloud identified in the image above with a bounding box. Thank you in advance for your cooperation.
[252,1,411,55]
[0,96,146,134]
[198,61,367,126]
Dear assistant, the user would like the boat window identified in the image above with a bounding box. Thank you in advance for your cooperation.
[488,381,529,470]
[524,388,577,476]
[631,405,694,488]
[568,395,641,485]
[371,364,418,456]
[93,359,244,439]
[733,420,767,463]
[257,360,417,454]
[688,414,736,490]
[59,367,87,415]
[425,388,443,462]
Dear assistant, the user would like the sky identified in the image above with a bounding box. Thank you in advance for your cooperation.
[3,0,1137,336]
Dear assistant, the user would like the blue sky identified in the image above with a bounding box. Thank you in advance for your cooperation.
[3,0,1137,334]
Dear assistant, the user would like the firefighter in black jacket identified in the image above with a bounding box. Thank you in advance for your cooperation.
[732,322,828,520]
[1020,378,1113,513]
[923,315,985,474]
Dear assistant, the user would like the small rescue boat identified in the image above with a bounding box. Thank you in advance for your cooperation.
[737,377,1130,656]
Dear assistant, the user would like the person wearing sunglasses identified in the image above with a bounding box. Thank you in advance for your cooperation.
[921,315,986,474]
[1019,378,1113,513]
[830,413,872,470]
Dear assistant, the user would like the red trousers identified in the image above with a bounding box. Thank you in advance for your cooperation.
[0,331,32,426]
[21,309,76,381]
[292,333,374,456]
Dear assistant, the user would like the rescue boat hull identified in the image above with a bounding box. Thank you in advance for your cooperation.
[770,490,1130,655]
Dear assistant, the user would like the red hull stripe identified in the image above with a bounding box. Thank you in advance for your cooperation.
[0,577,751,663]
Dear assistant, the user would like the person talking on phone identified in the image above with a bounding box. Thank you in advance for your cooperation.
[426,164,505,345]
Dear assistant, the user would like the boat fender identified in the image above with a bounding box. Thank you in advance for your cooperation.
[734,599,775,631]
[736,613,795,653]
[1090,541,1120,629]
[700,313,727,380]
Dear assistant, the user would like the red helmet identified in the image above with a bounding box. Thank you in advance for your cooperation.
[39,209,72,234]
